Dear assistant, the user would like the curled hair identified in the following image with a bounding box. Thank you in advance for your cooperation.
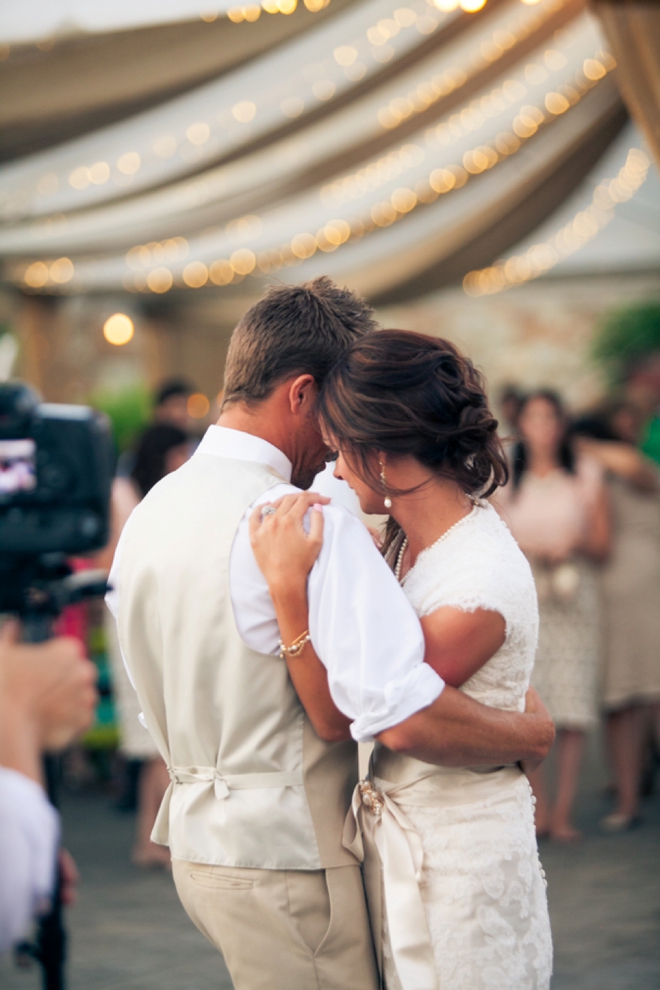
[317,330,508,553]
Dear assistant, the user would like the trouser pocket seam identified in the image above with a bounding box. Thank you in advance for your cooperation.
[313,871,335,959]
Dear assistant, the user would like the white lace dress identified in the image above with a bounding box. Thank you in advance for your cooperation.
[372,502,552,990]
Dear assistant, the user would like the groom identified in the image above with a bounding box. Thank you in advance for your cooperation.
[109,278,553,990]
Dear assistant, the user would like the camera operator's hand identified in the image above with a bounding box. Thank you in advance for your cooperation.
[0,621,98,783]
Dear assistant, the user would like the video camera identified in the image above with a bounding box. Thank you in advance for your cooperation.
[0,381,113,616]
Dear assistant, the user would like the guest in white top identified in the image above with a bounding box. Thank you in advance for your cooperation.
[0,622,97,952]
[109,279,554,990]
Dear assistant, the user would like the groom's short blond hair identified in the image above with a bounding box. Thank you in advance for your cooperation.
[222,277,377,407]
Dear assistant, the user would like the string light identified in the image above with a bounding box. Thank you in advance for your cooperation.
[224,0,331,24]
[375,0,570,138]
[182,262,209,287]
[5,0,384,221]
[126,58,606,292]
[103,313,134,346]
[11,3,609,296]
[19,36,613,297]
[23,257,74,289]
[429,0,498,9]
[462,148,650,296]
[7,0,560,236]
[179,47,614,291]
[321,46,615,210]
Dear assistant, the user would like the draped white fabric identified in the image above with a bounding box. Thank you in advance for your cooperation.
[0,0,256,45]
[0,0,457,219]
[0,0,636,300]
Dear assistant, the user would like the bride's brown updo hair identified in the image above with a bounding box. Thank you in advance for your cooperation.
[318,329,508,552]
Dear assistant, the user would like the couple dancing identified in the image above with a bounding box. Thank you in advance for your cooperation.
[109,278,553,990]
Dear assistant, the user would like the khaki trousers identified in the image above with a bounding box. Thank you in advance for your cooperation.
[172,860,379,990]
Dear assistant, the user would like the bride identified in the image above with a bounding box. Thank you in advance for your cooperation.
[250,329,552,990]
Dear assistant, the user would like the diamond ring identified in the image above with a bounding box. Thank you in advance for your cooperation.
[260,505,277,518]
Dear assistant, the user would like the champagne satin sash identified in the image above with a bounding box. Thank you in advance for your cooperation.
[343,777,439,990]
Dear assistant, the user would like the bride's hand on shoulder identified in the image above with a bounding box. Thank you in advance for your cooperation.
[249,492,329,600]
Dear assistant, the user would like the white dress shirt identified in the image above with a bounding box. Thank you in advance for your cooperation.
[108,425,444,742]
[0,767,58,952]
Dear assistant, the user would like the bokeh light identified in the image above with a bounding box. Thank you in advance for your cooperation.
[187,393,211,418]
[103,313,134,346]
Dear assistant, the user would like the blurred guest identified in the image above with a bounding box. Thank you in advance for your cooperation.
[575,401,660,831]
[97,423,189,867]
[496,391,610,841]
[0,621,97,951]
[153,378,195,432]
[116,378,195,479]
[624,352,660,465]
[497,384,524,437]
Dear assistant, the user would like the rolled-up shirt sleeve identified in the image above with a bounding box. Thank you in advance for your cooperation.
[307,506,444,742]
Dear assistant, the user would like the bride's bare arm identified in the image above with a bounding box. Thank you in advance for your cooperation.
[249,493,352,743]
[415,611,554,767]
[420,607,505,687]
[377,687,555,771]
[251,493,554,766]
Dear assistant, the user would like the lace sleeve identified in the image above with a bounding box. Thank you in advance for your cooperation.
[400,504,539,712]
[415,558,511,630]
[402,506,536,643]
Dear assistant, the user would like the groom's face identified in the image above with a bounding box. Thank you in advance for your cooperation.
[291,415,332,490]
[284,374,334,490]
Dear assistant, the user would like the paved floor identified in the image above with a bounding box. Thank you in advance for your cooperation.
[2,737,659,990]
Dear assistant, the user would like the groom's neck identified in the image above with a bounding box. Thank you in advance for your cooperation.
[217,395,292,461]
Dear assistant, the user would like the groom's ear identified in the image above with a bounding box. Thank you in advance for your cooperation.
[287,374,318,415]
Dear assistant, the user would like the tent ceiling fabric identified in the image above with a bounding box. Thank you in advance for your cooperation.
[0,0,630,304]
[0,0,478,216]
[0,2,349,162]
[0,0,328,45]
[593,0,660,168]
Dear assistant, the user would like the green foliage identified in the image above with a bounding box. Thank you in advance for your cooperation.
[91,382,151,453]
[591,301,660,384]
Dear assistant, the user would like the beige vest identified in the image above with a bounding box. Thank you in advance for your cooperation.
[117,452,358,869]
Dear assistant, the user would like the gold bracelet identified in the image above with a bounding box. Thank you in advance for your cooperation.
[279,629,311,658]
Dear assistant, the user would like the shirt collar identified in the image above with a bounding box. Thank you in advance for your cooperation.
[195,425,292,483]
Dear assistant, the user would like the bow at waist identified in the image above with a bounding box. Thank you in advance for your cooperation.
[167,765,303,801]
[343,778,439,990]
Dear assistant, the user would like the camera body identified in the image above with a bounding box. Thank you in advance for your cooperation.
[0,382,113,556]
[0,382,113,615]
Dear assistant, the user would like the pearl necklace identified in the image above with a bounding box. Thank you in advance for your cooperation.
[394,501,481,583]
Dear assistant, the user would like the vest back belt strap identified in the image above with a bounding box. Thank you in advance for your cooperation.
[167,765,303,800]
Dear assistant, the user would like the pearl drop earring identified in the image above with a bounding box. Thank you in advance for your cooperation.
[379,460,392,510]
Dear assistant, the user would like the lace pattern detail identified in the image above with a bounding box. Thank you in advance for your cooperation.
[383,774,552,990]
[401,502,539,712]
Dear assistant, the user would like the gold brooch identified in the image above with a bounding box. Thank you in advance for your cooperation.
[359,779,385,816]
